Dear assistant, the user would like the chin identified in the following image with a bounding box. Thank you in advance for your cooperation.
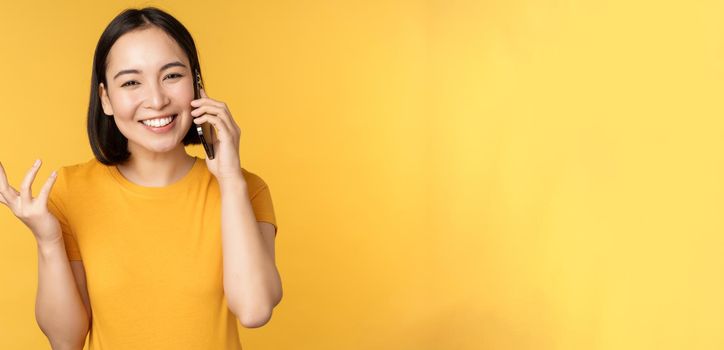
[150,142,183,153]
[134,138,184,154]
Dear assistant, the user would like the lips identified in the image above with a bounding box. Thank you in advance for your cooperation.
[140,114,179,133]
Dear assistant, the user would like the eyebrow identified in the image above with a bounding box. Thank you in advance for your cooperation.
[113,61,187,80]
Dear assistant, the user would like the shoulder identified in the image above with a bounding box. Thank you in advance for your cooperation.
[49,157,100,204]
[57,157,105,182]
[241,168,271,197]
[241,167,267,185]
[52,157,112,195]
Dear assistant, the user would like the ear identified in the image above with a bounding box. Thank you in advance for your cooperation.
[98,82,114,116]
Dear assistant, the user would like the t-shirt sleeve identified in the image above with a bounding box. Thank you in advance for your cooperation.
[46,168,82,261]
[249,178,278,236]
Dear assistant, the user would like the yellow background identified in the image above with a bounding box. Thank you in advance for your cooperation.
[1,0,723,349]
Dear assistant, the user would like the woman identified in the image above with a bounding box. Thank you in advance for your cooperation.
[0,7,281,349]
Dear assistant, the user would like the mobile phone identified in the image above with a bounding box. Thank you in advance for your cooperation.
[194,68,215,160]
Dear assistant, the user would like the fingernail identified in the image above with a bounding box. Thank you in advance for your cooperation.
[51,171,57,177]
[34,159,40,167]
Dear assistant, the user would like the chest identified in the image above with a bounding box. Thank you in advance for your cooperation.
[72,193,224,303]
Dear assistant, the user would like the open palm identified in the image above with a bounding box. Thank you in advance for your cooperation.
[0,159,62,244]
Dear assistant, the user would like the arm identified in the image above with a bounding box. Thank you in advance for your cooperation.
[0,161,89,349]
[189,88,281,327]
[219,178,282,328]
[35,235,90,350]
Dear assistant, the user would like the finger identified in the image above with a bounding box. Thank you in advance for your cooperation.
[0,186,18,206]
[0,184,20,201]
[192,105,238,135]
[20,159,42,203]
[36,170,58,204]
[212,101,241,133]
[192,89,225,109]
[191,97,225,110]
[193,115,232,142]
[0,161,10,190]
[191,104,219,117]
[0,162,17,206]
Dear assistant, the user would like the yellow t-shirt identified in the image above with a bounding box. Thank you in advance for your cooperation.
[46,156,277,350]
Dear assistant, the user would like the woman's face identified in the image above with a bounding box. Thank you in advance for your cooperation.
[99,26,195,157]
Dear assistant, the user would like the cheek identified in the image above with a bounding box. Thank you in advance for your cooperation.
[174,83,195,105]
[111,94,143,120]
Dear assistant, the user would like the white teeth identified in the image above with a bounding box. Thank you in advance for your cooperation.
[142,115,175,127]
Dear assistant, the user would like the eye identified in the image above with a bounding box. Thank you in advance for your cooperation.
[165,73,183,79]
[121,80,139,87]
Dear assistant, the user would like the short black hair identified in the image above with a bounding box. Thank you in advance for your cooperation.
[88,6,204,165]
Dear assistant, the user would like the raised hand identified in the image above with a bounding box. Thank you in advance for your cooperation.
[0,159,62,244]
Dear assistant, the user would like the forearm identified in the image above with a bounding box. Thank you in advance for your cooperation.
[220,178,282,327]
[35,235,89,349]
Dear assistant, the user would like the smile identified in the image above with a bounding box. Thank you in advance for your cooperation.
[139,114,178,133]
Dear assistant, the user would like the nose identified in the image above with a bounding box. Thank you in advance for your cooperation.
[144,80,171,110]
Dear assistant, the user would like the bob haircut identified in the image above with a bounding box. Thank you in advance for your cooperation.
[88,7,204,165]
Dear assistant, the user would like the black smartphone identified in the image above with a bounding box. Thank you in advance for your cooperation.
[194,68,215,159]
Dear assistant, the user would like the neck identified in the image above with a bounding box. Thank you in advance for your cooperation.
[117,143,196,187]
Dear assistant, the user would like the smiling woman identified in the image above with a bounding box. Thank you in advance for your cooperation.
[95,26,200,167]
[0,6,282,350]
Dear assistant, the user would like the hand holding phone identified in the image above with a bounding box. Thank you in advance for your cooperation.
[194,69,215,160]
